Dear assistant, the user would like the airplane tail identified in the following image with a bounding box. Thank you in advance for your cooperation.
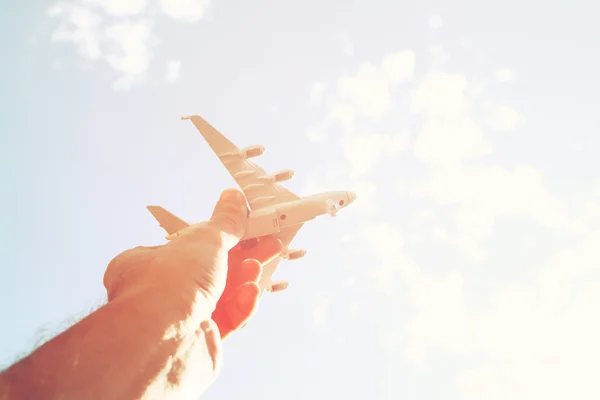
[146,206,189,235]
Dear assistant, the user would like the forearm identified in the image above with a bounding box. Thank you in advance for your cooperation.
[0,286,221,400]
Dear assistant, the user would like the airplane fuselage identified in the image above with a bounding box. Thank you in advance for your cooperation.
[165,190,355,241]
[242,190,353,240]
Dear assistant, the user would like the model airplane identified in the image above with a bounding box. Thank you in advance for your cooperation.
[146,115,357,293]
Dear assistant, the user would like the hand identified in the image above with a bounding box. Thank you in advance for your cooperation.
[0,189,281,400]
[103,188,282,339]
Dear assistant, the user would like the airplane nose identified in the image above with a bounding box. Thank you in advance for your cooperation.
[346,191,357,205]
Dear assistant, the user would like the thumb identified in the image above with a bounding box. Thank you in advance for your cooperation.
[174,189,248,304]
[179,188,248,250]
[208,188,248,248]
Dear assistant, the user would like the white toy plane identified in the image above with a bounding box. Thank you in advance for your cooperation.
[146,115,357,293]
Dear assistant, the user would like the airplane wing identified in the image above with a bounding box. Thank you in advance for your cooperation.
[183,115,300,210]
[258,223,304,291]
[146,206,189,235]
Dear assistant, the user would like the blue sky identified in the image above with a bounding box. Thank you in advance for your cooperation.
[2,0,600,399]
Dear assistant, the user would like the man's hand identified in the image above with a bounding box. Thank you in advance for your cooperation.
[103,188,282,338]
[0,188,283,400]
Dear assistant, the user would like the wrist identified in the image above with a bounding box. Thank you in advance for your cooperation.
[110,277,215,332]
[107,263,215,316]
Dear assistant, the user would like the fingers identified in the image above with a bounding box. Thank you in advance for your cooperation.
[219,259,262,306]
[198,319,223,374]
[227,259,262,288]
[229,236,283,266]
[224,238,281,295]
[213,282,262,340]
[213,259,263,340]
[233,282,261,321]
[213,238,283,338]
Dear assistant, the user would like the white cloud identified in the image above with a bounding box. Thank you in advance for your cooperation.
[407,67,550,262]
[431,225,448,242]
[104,21,151,75]
[381,49,416,84]
[47,3,64,16]
[408,164,579,261]
[160,0,210,23]
[405,270,471,367]
[327,102,356,131]
[428,14,443,29]
[494,68,515,83]
[487,105,521,131]
[355,221,473,367]
[50,4,103,60]
[305,49,415,156]
[48,0,210,89]
[411,73,491,165]
[409,209,449,243]
[306,125,326,142]
[382,228,600,397]
[340,130,409,177]
[338,234,354,243]
[104,21,153,90]
[339,32,354,56]
[303,50,417,296]
[306,39,600,400]
[358,222,420,295]
[411,72,468,117]
[412,165,568,225]
[83,0,147,16]
[381,226,600,397]
[410,209,436,226]
[165,59,181,83]
[336,50,415,120]
[459,233,600,399]
[455,365,502,400]
[413,115,490,165]
[337,62,395,120]
[48,3,154,90]
[594,182,600,198]
[380,331,404,353]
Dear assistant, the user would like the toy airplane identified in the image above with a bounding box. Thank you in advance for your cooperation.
[146,115,357,293]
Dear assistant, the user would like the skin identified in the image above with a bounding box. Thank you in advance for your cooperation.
[0,188,282,400]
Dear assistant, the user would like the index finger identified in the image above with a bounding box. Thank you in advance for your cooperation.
[229,237,283,266]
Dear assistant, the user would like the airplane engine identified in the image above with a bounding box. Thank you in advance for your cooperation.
[284,249,306,260]
[240,145,265,159]
[270,282,289,292]
[271,169,294,182]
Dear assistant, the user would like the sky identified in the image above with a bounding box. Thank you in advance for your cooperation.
[1,0,600,399]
